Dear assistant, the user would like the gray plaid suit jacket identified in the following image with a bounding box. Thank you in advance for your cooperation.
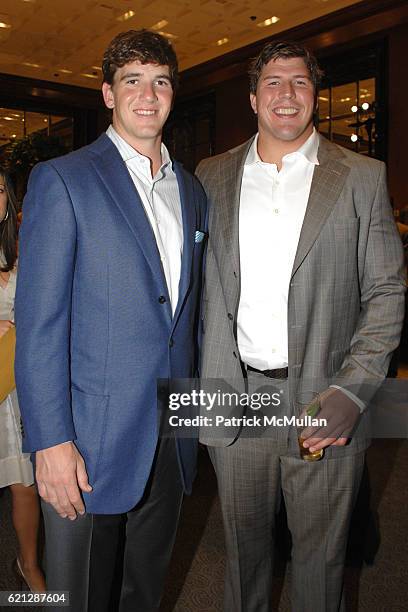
[196,134,406,452]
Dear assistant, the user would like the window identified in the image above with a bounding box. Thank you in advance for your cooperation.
[0,107,73,152]
[317,42,386,160]
[318,78,376,156]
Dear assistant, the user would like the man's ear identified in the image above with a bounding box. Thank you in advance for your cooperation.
[250,93,257,114]
[102,82,115,109]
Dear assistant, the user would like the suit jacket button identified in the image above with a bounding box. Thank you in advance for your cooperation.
[169,338,174,348]
[158,295,167,304]
[228,313,233,320]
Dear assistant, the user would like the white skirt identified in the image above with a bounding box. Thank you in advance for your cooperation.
[0,389,34,487]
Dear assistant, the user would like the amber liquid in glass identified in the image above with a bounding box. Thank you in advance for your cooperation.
[298,439,324,461]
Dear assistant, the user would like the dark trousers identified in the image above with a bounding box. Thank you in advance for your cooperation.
[42,437,183,612]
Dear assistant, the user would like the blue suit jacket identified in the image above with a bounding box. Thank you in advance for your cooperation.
[15,133,207,513]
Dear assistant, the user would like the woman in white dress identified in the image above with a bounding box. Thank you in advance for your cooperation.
[0,166,45,592]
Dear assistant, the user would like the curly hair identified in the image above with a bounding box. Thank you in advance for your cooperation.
[102,29,179,90]
[249,41,324,94]
[0,166,18,272]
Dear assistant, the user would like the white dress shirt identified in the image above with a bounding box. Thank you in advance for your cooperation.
[238,129,319,370]
[107,125,183,314]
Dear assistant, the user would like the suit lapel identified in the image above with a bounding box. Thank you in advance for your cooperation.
[219,138,255,291]
[172,162,195,327]
[291,135,350,277]
[89,134,169,299]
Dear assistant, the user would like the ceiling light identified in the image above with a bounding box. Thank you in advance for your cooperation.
[117,10,135,22]
[44,118,48,122]
[81,73,98,79]
[151,20,168,31]
[318,96,329,102]
[4,117,14,121]
[11,134,16,138]
[361,102,370,111]
[0,22,11,29]
[257,16,280,28]
[216,37,229,46]
[157,31,177,39]
[340,97,351,102]
[91,66,102,71]
[351,105,358,113]
[22,62,41,68]
[59,68,73,74]
[351,134,358,142]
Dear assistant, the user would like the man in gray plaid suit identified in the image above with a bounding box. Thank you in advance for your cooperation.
[196,41,405,611]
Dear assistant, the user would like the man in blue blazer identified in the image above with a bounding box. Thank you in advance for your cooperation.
[15,30,207,611]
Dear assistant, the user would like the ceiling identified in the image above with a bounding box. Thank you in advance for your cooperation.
[0,0,364,89]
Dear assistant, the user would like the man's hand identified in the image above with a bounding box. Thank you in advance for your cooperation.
[0,319,14,338]
[36,441,92,520]
[300,388,360,452]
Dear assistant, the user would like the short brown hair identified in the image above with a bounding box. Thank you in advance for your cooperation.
[102,29,179,90]
[249,41,324,94]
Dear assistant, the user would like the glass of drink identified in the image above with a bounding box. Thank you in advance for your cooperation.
[295,392,324,462]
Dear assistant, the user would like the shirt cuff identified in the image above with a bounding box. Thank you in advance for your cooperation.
[330,385,366,413]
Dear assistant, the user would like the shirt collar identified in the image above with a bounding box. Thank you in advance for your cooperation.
[106,124,172,170]
[246,128,319,167]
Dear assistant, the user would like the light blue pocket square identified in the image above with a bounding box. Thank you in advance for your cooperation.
[195,230,206,243]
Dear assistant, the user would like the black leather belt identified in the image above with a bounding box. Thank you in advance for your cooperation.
[247,365,288,379]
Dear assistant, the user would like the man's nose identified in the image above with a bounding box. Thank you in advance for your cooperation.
[278,82,295,98]
[140,82,157,101]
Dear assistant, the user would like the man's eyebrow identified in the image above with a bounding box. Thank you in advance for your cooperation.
[119,72,171,81]
[263,73,311,80]
[119,72,142,81]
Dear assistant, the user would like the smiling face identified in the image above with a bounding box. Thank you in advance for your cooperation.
[0,175,7,222]
[102,60,173,154]
[250,56,316,153]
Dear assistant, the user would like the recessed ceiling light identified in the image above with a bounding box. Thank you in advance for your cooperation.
[59,68,73,74]
[216,37,229,46]
[318,96,329,102]
[4,117,14,121]
[257,16,280,28]
[0,22,11,29]
[340,97,351,102]
[22,62,41,68]
[117,10,135,22]
[151,20,168,31]
[81,73,98,79]
[157,31,177,40]
[91,66,102,71]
